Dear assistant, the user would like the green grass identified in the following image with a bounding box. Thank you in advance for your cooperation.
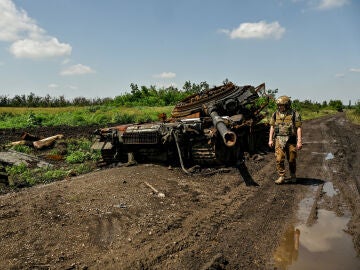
[5,163,93,188]
[11,144,32,154]
[346,109,360,125]
[300,109,337,121]
[4,137,100,189]
[0,106,174,128]
[1,105,350,129]
[262,108,338,124]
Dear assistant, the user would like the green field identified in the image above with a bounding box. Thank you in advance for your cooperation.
[0,105,174,128]
[344,108,360,124]
[1,105,357,129]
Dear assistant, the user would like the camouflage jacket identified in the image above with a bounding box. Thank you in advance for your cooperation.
[270,110,302,141]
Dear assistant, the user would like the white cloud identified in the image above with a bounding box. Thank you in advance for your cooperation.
[0,0,43,42]
[155,82,177,88]
[349,68,360,73]
[60,64,95,76]
[222,21,285,40]
[48,83,59,88]
[0,0,72,59]
[10,38,71,59]
[317,0,349,10]
[335,73,345,78]
[153,72,176,79]
[47,83,79,90]
[67,85,78,90]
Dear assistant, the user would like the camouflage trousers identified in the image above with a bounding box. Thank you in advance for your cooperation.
[275,138,297,177]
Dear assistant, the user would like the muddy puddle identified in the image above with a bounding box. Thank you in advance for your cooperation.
[272,181,360,269]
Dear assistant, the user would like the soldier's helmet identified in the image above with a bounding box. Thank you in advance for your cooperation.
[276,95,291,108]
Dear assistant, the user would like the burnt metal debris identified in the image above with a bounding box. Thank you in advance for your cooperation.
[91,82,269,176]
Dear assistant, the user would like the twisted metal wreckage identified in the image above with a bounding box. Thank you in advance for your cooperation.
[91,82,269,183]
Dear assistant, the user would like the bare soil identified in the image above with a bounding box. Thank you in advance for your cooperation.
[0,113,359,270]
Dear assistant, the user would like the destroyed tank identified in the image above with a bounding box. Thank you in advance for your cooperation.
[91,82,269,174]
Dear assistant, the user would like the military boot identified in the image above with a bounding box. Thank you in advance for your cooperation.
[275,176,285,184]
[289,173,296,183]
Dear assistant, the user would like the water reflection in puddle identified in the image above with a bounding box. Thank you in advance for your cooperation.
[272,225,300,269]
[310,152,335,161]
[325,152,334,160]
[323,181,337,197]
[273,209,360,269]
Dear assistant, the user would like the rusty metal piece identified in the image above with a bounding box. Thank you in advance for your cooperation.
[174,83,260,116]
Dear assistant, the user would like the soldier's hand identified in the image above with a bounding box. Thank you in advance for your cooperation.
[268,140,274,148]
[296,141,302,150]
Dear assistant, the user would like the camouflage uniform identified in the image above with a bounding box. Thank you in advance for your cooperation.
[269,109,302,179]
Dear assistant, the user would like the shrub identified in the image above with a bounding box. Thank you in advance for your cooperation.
[11,144,32,154]
[74,163,93,175]
[355,102,360,115]
[92,114,112,125]
[88,106,100,113]
[65,151,90,164]
[27,112,43,127]
[136,113,153,123]
[6,163,28,175]
[90,150,101,162]
[6,163,36,186]
[0,112,14,121]
[72,114,87,125]
[329,100,344,112]
[112,113,136,124]
[42,169,68,182]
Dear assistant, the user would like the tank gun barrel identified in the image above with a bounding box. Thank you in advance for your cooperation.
[209,110,236,147]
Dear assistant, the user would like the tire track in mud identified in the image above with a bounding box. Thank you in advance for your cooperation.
[322,114,360,253]
[212,180,299,269]
[122,159,296,269]
[297,116,334,225]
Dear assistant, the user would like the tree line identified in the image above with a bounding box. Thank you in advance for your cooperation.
[0,80,352,111]
[259,88,348,112]
[0,81,210,107]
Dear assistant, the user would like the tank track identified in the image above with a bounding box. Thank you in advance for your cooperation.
[191,142,217,165]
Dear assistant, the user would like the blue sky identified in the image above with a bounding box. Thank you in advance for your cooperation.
[0,0,359,103]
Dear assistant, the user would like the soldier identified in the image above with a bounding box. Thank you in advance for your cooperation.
[268,96,302,184]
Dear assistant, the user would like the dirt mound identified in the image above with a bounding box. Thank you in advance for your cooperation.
[0,113,359,269]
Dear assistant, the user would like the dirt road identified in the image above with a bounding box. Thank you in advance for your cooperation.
[0,113,359,269]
